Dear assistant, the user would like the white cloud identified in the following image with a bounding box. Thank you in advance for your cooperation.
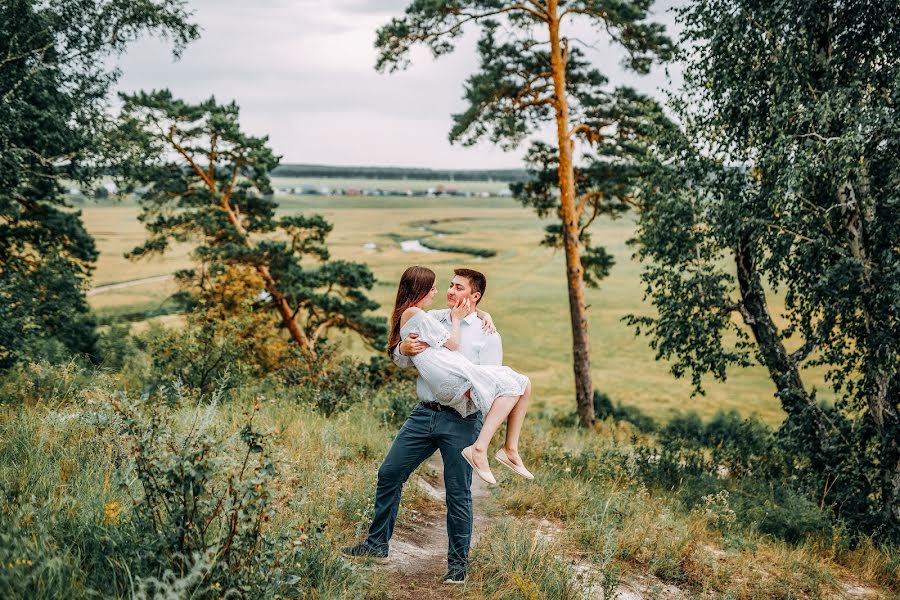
[113,0,684,169]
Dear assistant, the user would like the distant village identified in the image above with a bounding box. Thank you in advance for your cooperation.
[276,183,514,198]
[67,182,516,199]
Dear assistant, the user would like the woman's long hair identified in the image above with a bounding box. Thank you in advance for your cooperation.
[387,266,436,356]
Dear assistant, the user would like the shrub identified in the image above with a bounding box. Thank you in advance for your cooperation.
[111,393,283,598]
[136,321,254,397]
[552,391,658,431]
[93,322,140,372]
[729,482,832,544]
[593,391,657,432]
[279,344,415,418]
[633,409,836,546]
[369,382,419,428]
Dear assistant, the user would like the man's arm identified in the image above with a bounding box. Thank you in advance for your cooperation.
[479,332,503,366]
[391,333,430,367]
[391,343,413,368]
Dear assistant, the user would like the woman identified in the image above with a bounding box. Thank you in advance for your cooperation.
[388,265,533,485]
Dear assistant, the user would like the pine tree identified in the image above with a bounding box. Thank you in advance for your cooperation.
[0,0,197,368]
[116,91,386,354]
[376,0,672,426]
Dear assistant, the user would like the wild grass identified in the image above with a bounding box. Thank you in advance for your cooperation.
[465,519,589,599]
[488,415,898,599]
[0,354,896,598]
[0,366,408,598]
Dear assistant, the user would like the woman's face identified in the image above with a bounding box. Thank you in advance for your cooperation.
[421,282,437,306]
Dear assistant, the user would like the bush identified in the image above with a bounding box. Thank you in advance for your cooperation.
[593,391,657,432]
[93,322,139,372]
[655,410,778,479]
[111,393,284,598]
[136,321,255,398]
[278,344,415,418]
[633,409,836,545]
[369,381,419,427]
[554,391,658,431]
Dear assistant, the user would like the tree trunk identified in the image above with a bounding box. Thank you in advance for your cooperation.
[734,234,829,456]
[840,177,900,524]
[218,199,311,352]
[872,377,900,525]
[548,1,594,427]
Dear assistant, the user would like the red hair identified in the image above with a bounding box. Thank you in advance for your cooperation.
[387,266,436,356]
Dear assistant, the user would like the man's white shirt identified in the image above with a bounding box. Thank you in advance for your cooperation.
[392,308,502,417]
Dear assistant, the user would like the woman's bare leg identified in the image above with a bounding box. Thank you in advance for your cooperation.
[467,384,528,472]
[502,380,531,467]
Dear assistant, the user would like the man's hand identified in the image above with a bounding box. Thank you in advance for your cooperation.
[399,333,427,357]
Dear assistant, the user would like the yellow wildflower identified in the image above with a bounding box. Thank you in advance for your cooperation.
[103,500,122,525]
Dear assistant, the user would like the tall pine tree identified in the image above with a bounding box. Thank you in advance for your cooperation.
[376,0,671,426]
[116,91,386,355]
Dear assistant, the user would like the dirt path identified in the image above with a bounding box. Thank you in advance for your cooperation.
[381,453,493,599]
[87,273,175,296]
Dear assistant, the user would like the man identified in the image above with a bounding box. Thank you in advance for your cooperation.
[342,268,500,585]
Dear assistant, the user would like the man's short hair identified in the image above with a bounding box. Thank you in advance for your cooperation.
[454,268,487,303]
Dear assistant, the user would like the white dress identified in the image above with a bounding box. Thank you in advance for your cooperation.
[400,309,529,416]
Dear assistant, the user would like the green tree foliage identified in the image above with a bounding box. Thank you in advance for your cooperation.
[376,0,672,426]
[116,91,386,354]
[0,0,198,369]
[631,0,900,540]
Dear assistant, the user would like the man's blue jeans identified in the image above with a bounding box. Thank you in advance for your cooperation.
[365,403,482,571]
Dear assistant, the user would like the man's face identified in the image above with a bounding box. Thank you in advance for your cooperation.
[446,275,480,308]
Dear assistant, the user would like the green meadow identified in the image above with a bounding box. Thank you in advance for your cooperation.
[83,181,834,426]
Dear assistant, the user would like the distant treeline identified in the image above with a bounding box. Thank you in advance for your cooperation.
[270,163,529,182]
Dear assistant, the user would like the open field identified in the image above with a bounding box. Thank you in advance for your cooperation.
[82,188,835,425]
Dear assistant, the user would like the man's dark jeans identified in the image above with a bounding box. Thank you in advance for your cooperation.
[365,402,481,571]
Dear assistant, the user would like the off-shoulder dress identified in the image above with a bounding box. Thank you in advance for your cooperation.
[399,309,529,417]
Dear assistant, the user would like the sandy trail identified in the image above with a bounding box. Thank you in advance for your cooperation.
[380,453,493,599]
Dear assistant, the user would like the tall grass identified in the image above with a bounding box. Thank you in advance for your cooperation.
[0,363,402,598]
[491,414,898,598]
[466,520,588,599]
[1,352,896,598]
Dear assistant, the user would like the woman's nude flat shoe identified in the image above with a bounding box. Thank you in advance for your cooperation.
[495,448,534,480]
[461,445,497,485]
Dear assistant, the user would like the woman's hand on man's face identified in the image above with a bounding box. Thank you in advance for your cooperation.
[450,297,471,321]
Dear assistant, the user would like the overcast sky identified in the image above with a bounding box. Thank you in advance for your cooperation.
[114,0,684,169]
